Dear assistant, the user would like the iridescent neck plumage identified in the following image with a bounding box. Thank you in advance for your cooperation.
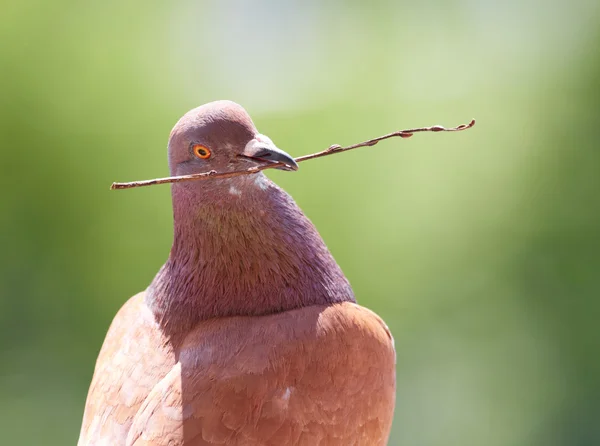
[147,174,354,333]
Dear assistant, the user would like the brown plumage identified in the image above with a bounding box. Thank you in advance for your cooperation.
[78,101,396,445]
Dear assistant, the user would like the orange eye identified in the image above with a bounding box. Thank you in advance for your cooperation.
[192,144,211,159]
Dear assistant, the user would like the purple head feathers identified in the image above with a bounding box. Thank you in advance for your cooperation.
[146,101,354,333]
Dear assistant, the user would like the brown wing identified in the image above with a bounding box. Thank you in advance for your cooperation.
[78,292,178,445]
[126,302,396,446]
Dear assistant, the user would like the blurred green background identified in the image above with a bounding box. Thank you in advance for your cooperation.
[2,0,599,445]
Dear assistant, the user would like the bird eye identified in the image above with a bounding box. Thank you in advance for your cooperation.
[192,144,211,159]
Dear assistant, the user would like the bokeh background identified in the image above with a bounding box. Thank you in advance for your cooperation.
[2,0,599,444]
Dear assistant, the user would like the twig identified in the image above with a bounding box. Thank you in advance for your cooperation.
[111,119,475,190]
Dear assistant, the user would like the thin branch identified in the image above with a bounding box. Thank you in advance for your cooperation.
[111,119,475,190]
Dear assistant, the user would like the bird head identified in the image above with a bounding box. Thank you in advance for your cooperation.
[167,100,298,178]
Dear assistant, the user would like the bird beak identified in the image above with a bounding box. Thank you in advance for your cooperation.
[240,134,299,171]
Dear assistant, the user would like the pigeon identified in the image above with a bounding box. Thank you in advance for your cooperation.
[78,100,396,446]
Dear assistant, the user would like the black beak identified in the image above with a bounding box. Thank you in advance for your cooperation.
[240,136,299,171]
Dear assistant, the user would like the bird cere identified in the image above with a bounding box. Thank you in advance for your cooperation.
[111,116,475,189]
[80,101,474,445]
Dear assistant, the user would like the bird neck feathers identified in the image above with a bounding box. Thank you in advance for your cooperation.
[146,174,354,333]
